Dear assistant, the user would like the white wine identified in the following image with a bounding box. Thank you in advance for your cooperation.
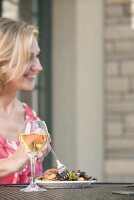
[19,133,48,153]
[18,120,49,192]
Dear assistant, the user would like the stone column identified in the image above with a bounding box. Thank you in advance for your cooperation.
[52,0,104,180]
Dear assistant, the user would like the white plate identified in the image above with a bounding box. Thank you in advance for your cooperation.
[36,179,96,189]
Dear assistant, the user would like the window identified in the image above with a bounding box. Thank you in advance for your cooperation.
[2,0,19,19]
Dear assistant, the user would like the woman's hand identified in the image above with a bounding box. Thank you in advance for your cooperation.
[0,146,30,178]
[11,146,29,172]
[10,134,52,172]
[37,133,52,162]
[0,146,29,178]
[0,134,52,177]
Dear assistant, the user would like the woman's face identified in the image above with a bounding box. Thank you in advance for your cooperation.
[6,37,42,92]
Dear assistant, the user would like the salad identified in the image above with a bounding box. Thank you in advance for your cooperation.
[39,168,97,181]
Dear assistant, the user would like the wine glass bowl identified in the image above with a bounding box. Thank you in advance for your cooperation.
[19,120,48,192]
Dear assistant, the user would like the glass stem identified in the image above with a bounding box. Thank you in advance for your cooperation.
[30,156,37,186]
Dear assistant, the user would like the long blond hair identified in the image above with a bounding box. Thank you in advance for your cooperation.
[0,17,39,91]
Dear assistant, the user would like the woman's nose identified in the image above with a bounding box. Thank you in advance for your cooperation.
[30,58,43,72]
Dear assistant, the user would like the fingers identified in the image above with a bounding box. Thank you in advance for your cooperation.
[37,132,52,162]
[42,143,51,157]
[47,133,51,143]
[37,143,52,162]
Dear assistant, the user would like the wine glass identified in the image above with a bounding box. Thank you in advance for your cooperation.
[19,120,48,192]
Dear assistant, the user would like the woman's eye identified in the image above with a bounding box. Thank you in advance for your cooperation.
[31,54,39,59]
[30,55,33,60]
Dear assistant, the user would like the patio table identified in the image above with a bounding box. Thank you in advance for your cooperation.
[0,183,134,200]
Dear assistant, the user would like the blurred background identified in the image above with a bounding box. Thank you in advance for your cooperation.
[1,0,134,183]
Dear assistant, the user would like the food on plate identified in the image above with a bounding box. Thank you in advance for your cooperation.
[39,168,97,181]
[43,168,58,180]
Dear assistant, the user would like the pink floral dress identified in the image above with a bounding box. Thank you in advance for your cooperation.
[0,103,43,184]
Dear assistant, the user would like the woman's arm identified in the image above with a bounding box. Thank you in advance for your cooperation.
[0,141,51,178]
[0,146,29,178]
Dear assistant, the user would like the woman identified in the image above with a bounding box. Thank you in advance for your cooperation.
[0,17,51,184]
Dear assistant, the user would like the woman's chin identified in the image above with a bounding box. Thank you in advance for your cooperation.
[21,84,35,91]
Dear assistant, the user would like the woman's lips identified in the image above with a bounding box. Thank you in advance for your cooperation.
[24,74,36,81]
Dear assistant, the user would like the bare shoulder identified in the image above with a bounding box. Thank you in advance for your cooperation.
[15,99,25,112]
[0,99,26,141]
[14,99,26,123]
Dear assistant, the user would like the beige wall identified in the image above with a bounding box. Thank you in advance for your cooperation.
[105,0,134,182]
[52,0,77,169]
[52,0,104,181]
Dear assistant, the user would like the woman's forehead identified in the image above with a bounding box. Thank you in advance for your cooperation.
[31,37,40,54]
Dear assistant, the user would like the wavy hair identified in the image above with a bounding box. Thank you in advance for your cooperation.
[0,17,38,91]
